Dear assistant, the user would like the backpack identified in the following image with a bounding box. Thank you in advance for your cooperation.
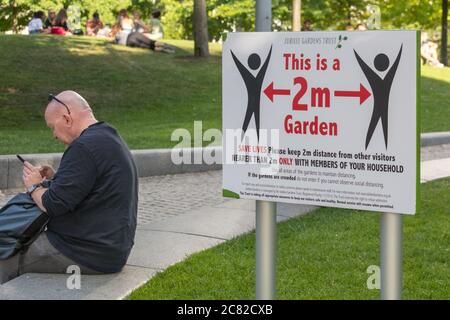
[0,192,50,260]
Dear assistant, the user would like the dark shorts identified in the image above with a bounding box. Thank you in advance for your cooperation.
[0,232,102,284]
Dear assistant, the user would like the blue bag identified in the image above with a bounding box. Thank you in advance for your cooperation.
[0,192,49,260]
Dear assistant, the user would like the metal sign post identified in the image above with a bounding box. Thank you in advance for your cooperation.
[381,212,403,300]
[256,200,277,300]
[255,0,276,301]
[255,0,272,32]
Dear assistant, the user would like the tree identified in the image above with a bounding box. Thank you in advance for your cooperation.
[442,0,448,66]
[193,0,209,57]
[0,0,32,33]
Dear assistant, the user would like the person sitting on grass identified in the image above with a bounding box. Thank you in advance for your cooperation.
[148,9,164,41]
[51,9,71,36]
[0,91,138,284]
[86,12,104,36]
[28,11,46,35]
[44,9,57,30]
[421,32,444,68]
[132,10,149,33]
[114,9,133,45]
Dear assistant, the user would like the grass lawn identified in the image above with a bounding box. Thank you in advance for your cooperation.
[0,35,449,155]
[420,66,450,133]
[0,35,222,155]
[129,177,450,300]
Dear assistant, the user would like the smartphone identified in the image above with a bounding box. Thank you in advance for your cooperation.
[16,154,25,163]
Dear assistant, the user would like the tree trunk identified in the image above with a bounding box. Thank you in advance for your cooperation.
[441,0,448,66]
[11,0,18,34]
[292,0,301,31]
[193,0,209,57]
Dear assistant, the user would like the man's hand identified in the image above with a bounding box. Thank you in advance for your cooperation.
[23,161,44,189]
[38,165,55,179]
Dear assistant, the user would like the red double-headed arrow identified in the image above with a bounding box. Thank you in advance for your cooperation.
[264,82,371,105]
[264,82,290,102]
[334,83,371,105]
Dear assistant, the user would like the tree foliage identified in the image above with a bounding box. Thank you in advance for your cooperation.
[1,0,448,38]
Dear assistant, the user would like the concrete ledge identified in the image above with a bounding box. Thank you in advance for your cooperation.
[0,147,222,189]
[0,265,157,300]
[132,147,222,177]
[421,132,450,147]
[0,158,8,190]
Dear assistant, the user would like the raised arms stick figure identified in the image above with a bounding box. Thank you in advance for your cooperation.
[354,44,403,149]
[230,45,273,141]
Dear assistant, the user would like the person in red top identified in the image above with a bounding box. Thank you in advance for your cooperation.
[86,12,104,36]
[51,9,71,36]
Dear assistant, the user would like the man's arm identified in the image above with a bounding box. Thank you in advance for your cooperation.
[22,162,48,212]
[30,187,48,212]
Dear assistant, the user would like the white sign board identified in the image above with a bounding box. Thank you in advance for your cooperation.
[222,31,419,215]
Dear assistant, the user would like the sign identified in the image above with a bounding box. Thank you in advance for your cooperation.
[222,31,419,215]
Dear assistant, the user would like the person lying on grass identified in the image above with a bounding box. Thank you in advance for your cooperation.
[109,9,174,54]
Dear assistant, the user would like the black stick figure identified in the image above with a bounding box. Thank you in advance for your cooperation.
[230,46,272,141]
[354,44,403,149]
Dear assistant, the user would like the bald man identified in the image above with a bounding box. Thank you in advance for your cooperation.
[0,91,138,284]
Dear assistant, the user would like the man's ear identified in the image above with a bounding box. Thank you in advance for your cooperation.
[63,114,73,127]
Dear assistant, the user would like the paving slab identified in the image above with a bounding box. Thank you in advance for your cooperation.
[0,265,156,300]
[420,158,450,182]
[139,206,255,240]
[215,199,256,211]
[127,229,224,270]
[139,199,317,240]
[421,143,450,162]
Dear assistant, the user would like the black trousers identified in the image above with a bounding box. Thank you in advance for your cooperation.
[126,32,156,50]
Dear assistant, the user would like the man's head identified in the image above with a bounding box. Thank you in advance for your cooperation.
[45,91,97,145]
[303,19,312,31]
[152,10,161,19]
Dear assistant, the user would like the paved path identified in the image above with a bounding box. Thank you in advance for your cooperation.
[0,143,450,300]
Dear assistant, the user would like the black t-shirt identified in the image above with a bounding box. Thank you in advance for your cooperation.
[44,18,54,29]
[42,122,138,273]
[55,21,69,31]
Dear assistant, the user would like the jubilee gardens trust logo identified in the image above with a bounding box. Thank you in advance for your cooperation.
[230,42,403,150]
